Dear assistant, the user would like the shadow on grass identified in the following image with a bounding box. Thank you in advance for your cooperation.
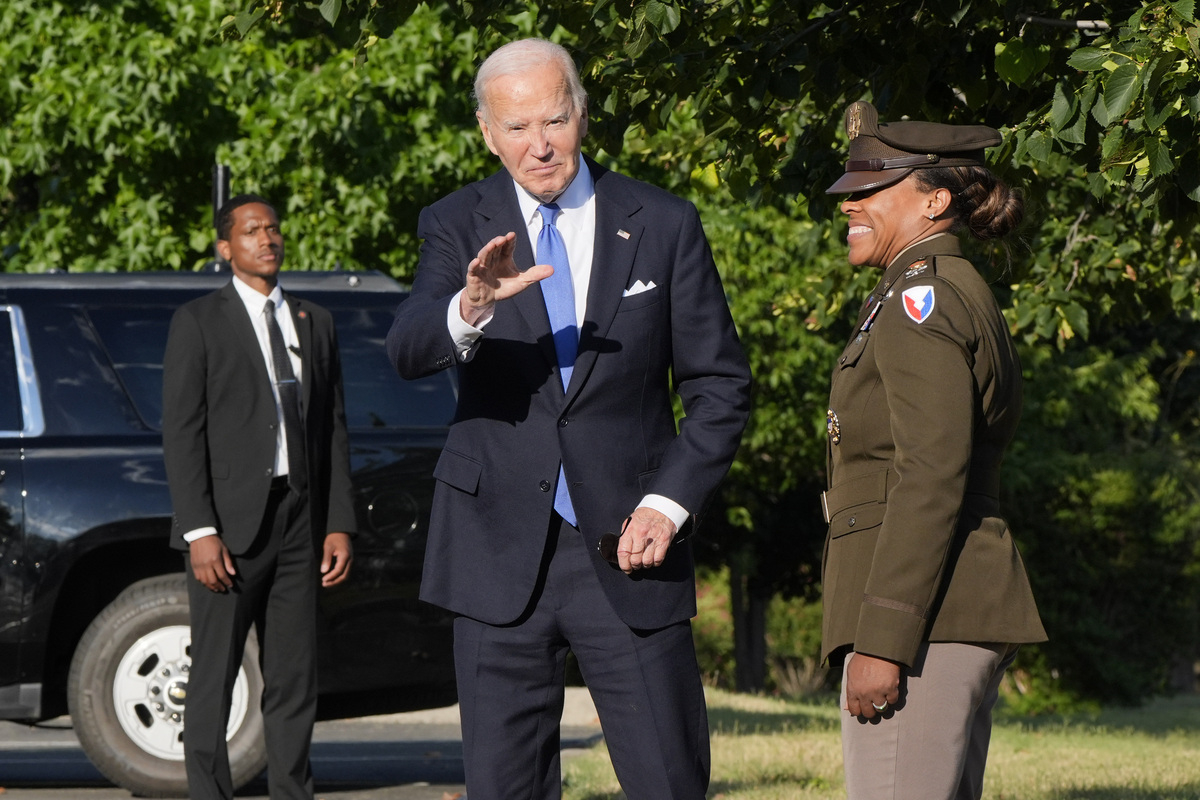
[998,694,1200,738]
[1051,785,1200,799]
[707,693,840,737]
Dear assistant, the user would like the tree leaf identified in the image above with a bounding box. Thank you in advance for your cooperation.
[1145,138,1174,177]
[1066,47,1110,71]
[234,9,265,38]
[1170,0,1196,22]
[642,0,681,34]
[319,0,342,26]
[995,38,1051,86]
[1061,302,1090,340]
[1102,62,1141,122]
[1049,82,1076,132]
[1027,129,1052,161]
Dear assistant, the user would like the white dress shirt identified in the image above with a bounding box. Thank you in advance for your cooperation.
[183,276,303,543]
[442,155,688,531]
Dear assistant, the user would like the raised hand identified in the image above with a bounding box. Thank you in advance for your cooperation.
[460,232,554,326]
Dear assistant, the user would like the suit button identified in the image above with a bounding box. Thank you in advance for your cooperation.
[539,480,551,492]
[265,468,273,476]
[559,418,568,427]
[848,517,856,527]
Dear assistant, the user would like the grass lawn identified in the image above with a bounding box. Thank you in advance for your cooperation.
[562,688,1200,799]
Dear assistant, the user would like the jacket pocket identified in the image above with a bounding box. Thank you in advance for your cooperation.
[636,468,658,493]
[617,290,662,313]
[838,331,870,369]
[433,449,482,495]
[828,500,886,539]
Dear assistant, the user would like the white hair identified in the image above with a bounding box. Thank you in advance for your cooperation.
[474,38,588,120]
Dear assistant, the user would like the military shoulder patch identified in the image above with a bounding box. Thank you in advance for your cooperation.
[902,285,936,324]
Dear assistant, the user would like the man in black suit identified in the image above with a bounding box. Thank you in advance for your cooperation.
[386,39,751,800]
[162,195,355,800]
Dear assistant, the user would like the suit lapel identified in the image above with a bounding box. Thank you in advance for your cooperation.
[567,160,642,400]
[285,291,314,413]
[219,282,273,394]
[474,171,558,371]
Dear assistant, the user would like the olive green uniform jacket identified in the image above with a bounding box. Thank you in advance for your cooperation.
[820,234,1046,668]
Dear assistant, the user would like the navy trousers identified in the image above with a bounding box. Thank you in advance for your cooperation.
[453,514,710,800]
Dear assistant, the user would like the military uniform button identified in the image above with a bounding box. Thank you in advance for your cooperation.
[848,517,856,527]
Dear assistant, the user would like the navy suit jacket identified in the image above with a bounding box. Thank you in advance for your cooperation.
[387,158,751,630]
[162,281,356,554]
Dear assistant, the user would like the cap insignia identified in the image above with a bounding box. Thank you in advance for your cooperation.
[847,104,862,140]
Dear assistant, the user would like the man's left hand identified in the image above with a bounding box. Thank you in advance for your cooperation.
[320,532,353,587]
[616,507,677,575]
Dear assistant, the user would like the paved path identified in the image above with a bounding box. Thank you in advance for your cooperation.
[0,688,603,799]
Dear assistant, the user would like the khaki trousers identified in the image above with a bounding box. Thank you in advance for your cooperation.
[840,642,1019,800]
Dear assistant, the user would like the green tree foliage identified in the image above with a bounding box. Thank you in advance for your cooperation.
[0,0,494,273]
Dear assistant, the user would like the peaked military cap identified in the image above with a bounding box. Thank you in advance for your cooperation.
[826,101,1002,194]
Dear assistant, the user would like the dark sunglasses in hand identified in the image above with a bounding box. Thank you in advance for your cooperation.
[597,516,634,566]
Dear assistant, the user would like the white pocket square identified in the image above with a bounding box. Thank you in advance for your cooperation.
[622,280,657,297]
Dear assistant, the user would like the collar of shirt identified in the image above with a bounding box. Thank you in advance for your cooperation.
[231,274,285,317]
[513,154,596,323]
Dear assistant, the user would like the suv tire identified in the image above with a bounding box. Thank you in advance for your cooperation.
[67,574,267,797]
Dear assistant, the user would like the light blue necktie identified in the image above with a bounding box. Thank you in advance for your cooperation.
[537,203,578,527]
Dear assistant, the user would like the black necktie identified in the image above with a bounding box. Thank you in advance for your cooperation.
[264,299,306,491]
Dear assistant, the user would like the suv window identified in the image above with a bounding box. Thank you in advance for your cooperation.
[0,310,22,433]
[329,306,456,430]
[86,305,173,430]
[85,301,455,432]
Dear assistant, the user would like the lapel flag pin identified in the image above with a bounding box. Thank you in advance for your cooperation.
[617,229,630,239]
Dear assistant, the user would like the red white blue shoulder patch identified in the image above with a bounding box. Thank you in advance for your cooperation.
[902,285,936,324]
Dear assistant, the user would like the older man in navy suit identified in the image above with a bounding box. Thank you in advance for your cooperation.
[386,38,750,800]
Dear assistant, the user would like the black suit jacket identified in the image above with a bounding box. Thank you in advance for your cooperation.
[387,158,751,630]
[162,281,356,553]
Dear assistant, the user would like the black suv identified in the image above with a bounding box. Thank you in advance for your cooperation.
[0,271,456,796]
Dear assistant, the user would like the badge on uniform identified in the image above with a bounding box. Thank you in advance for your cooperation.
[902,286,935,324]
[904,260,929,279]
[826,408,841,445]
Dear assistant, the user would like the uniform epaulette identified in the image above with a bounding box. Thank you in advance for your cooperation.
[901,256,937,281]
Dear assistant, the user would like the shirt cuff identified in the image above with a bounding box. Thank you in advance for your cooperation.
[447,289,490,361]
[183,526,219,543]
[637,494,690,533]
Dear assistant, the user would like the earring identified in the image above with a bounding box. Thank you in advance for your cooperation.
[928,213,935,220]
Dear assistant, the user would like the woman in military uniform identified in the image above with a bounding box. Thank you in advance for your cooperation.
[820,100,1046,800]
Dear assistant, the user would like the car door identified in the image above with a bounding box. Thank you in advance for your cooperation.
[0,305,35,701]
